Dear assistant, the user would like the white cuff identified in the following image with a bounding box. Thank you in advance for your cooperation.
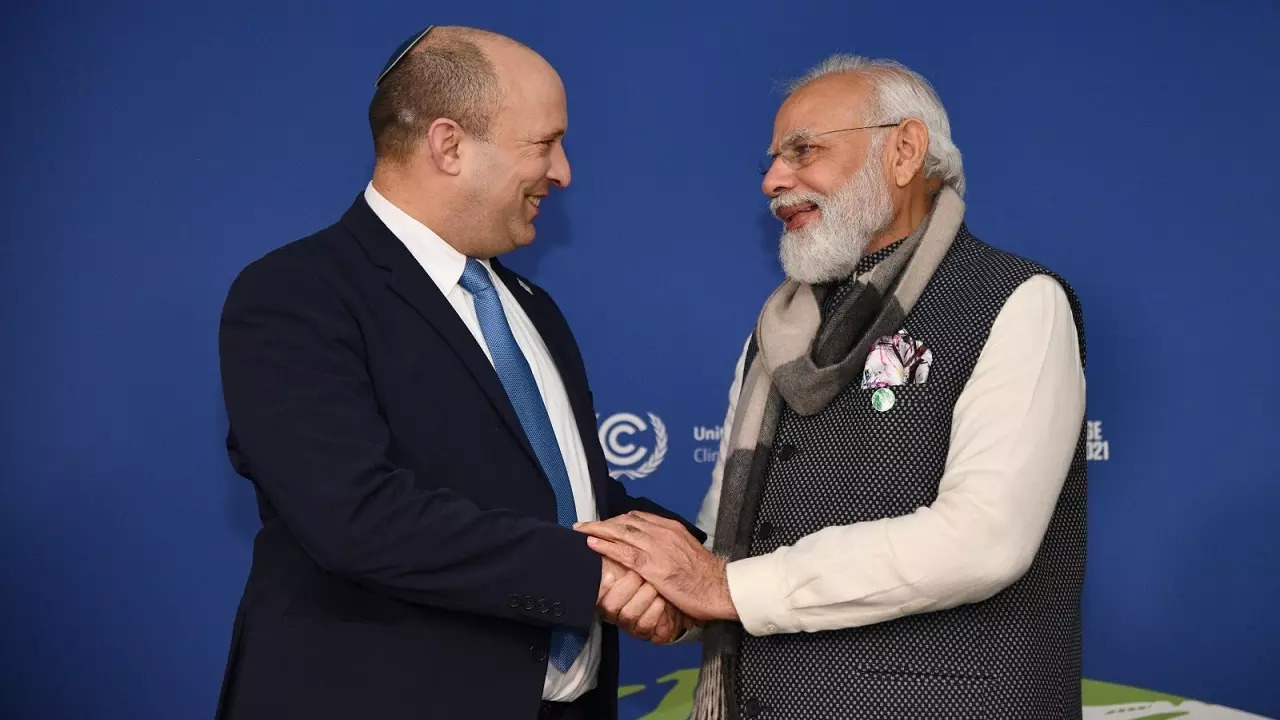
[726,549,798,636]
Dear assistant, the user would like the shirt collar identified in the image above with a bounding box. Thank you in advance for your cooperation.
[363,182,493,295]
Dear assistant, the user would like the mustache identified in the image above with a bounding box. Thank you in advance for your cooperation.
[769,191,825,217]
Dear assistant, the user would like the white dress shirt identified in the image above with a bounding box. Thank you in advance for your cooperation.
[364,183,601,701]
[696,273,1085,637]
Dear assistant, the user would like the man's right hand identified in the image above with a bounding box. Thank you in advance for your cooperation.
[598,557,687,644]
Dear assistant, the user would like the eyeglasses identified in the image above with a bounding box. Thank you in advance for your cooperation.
[759,122,898,175]
[376,25,434,87]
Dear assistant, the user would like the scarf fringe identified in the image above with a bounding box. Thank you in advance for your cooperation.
[691,654,726,720]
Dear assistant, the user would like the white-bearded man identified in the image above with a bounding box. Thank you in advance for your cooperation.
[576,54,1087,720]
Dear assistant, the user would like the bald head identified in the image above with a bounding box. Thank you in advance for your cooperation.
[367,26,570,259]
[368,26,547,163]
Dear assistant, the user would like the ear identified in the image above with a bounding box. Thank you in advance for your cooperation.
[889,117,930,189]
[423,118,464,176]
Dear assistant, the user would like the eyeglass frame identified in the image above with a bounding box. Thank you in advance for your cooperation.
[759,122,900,175]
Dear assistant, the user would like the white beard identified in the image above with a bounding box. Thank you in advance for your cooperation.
[772,154,895,284]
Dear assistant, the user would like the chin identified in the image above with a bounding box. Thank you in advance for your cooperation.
[510,224,537,248]
[779,229,855,284]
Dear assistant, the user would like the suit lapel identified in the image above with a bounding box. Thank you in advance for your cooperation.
[493,260,610,518]
[340,197,540,469]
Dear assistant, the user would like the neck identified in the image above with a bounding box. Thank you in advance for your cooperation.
[371,163,482,257]
[868,188,935,254]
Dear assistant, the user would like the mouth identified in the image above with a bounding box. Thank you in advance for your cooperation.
[526,194,543,216]
[775,201,820,231]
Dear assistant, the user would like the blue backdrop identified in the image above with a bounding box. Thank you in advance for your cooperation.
[3,1,1279,718]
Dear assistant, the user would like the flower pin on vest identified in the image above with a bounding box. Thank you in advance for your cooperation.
[861,329,933,393]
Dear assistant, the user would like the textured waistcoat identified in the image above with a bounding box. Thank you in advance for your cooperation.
[735,228,1088,720]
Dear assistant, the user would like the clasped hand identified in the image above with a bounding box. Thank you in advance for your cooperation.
[580,511,738,644]
[595,557,688,644]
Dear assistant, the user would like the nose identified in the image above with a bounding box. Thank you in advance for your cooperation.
[548,141,571,189]
[761,158,795,198]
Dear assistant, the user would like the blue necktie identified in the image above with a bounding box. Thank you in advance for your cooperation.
[458,259,588,672]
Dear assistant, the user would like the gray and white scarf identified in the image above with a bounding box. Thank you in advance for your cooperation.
[691,186,965,719]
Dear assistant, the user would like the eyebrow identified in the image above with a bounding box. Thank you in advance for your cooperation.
[766,127,815,155]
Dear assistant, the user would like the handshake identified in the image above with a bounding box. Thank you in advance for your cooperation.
[574,511,739,645]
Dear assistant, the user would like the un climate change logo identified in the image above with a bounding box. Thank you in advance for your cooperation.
[598,412,668,480]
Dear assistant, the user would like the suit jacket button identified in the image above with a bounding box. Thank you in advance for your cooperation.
[538,599,550,614]
[508,594,521,609]
[775,443,796,461]
[551,602,563,617]
[741,698,762,718]
[757,520,774,541]
[524,595,535,610]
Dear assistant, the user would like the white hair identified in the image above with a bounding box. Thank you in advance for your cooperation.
[788,54,965,197]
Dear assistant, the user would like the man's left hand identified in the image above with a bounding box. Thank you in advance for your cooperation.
[575,512,738,622]
[597,556,689,644]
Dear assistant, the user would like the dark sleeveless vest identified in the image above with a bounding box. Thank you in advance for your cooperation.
[735,227,1087,720]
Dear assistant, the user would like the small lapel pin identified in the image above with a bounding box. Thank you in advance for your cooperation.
[517,278,533,295]
[871,388,896,412]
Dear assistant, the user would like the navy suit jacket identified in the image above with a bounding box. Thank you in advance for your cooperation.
[215,196,702,720]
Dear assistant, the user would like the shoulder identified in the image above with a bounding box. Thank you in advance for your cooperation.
[223,221,356,312]
[952,227,1076,289]
[944,226,1082,319]
[957,228,1087,366]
